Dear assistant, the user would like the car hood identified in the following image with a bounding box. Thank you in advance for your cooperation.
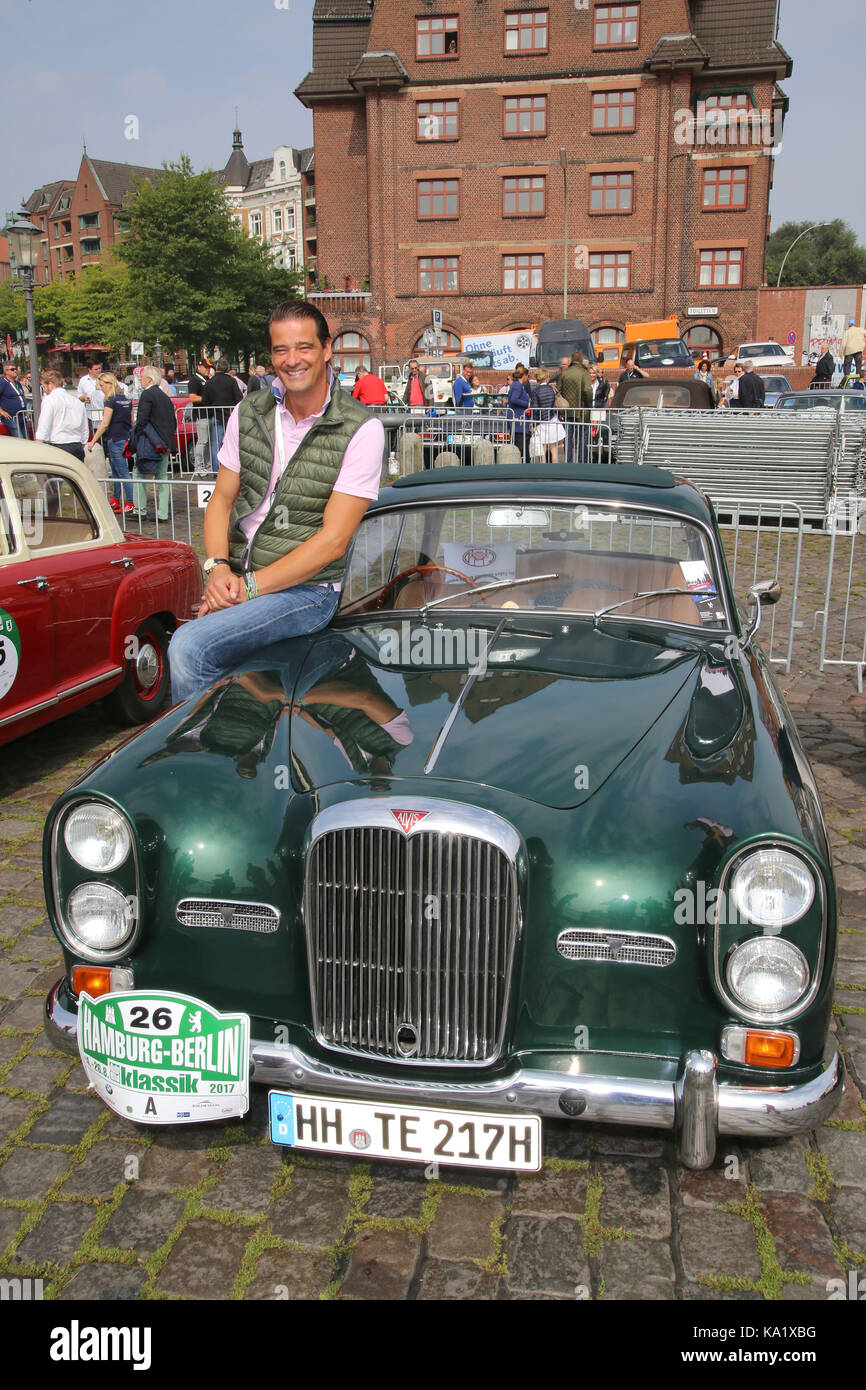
[269,620,727,810]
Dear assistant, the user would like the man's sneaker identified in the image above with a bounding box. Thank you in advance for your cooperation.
[109,496,121,512]
[122,502,135,514]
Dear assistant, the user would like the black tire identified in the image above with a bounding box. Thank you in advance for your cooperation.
[109,618,170,724]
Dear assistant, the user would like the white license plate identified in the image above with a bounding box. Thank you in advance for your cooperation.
[268,1091,541,1171]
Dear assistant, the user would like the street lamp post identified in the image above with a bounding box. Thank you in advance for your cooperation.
[154,339,163,369]
[6,214,42,423]
[775,222,831,288]
[560,147,568,319]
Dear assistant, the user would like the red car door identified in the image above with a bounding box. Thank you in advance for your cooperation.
[0,557,57,736]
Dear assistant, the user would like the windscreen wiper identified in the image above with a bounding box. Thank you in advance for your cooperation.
[592,587,695,629]
[420,572,559,617]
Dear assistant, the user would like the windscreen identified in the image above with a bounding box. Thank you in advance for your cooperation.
[633,339,693,367]
[538,337,596,367]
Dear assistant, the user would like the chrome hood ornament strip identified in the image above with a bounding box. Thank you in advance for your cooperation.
[423,615,508,775]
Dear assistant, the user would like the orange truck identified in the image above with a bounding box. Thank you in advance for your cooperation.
[598,318,694,379]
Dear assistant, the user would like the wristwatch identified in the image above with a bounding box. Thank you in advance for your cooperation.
[203,556,231,576]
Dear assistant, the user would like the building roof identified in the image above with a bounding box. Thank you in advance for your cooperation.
[221,130,251,190]
[311,0,373,18]
[295,12,372,103]
[350,50,409,87]
[688,0,792,74]
[23,180,69,216]
[644,33,708,70]
[294,147,315,175]
[85,157,163,205]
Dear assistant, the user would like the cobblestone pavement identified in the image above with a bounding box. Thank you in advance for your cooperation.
[0,527,864,1302]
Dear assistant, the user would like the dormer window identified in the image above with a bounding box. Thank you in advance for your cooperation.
[278,160,287,181]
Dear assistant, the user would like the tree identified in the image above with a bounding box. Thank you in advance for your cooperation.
[766,219,866,287]
[59,260,134,352]
[118,155,303,355]
[0,282,26,341]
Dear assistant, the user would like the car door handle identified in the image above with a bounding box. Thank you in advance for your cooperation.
[110,557,135,571]
[17,575,49,591]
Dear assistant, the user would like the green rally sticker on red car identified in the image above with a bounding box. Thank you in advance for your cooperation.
[77,990,250,1125]
[0,608,21,701]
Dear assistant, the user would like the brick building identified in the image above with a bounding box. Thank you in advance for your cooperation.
[219,129,313,277]
[296,0,791,369]
[23,154,162,284]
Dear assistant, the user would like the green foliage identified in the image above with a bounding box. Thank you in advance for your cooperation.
[118,155,303,354]
[767,219,866,287]
[59,260,134,351]
[0,282,26,339]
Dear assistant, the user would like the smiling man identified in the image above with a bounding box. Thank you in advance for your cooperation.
[168,299,384,701]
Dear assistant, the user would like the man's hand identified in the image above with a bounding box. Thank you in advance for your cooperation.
[197,564,245,617]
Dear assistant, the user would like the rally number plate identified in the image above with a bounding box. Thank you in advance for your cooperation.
[269,1091,541,1171]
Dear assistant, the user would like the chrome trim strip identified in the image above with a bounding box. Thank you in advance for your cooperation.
[556,927,677,967]
[307,798,522,861]
[49,797,142,964]
[424,615,506,773]
[712,842,828,1026]
[3,667,126,726]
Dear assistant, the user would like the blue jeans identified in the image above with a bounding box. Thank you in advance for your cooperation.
[168,582,341,702]
[5,412,27,439]
[107,438,133,504]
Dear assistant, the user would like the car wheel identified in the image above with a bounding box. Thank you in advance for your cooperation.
[109,619,170,724]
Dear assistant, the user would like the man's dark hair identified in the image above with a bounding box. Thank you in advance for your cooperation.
[87,358,101,369]
[267,299,330,349]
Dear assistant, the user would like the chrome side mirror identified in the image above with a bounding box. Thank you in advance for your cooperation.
[742,578,781,647]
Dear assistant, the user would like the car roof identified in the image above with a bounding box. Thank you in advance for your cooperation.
[610,376,714,408]
[373,464,714,524]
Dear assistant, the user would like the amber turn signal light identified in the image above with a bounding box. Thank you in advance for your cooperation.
[743,1030,797,1068]
[72,966,114,999]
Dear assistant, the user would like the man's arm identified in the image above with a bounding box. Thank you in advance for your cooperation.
[34,390,54,441]
[200,466,243,611]
[253,491,371,597]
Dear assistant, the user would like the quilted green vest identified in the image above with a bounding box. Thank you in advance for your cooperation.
[228,381,374,584]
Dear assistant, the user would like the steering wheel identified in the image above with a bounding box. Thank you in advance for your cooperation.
[375,563,489,609]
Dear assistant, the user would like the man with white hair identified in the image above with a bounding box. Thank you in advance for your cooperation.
[131,366,177,521]
[735,360,766,409]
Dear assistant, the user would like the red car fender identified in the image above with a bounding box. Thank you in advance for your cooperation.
[108,541,201,668]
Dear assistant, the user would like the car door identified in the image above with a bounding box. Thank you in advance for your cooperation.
[8,469,126,698]
[0,475,58,735]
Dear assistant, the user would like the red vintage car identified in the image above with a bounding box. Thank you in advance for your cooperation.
[0,438,201,744]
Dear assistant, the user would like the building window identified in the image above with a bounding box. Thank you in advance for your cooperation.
[592,90,636,131]
[55,248,62,266]
[589,171,633,212]
[594,4,639,47]
[62,220,71,236]
[286,207,295,232]
[331,332,372,375]
[80,238,101,256]
[413,328,462,354]
[249,211,263,238]
[702,166,749,210]
[419,256,459,292]
[699,248,743,287]
[505,10,548,52]
[64,246,74,261]
[503,253,544,291]
[272,207,283,234]
[503,94,547,136]
[278,160,287,180]
[286,245,297,269]
[684,324,723,362]
[416,15,459,58]
[502,175,546,216]
[417,178,460,218]
[589,251,631,289]
[592,325,624,346]
[417,99,460,140]
[78,212,99,230]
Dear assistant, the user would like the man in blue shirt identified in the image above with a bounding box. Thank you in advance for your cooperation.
[0,361,28,437]
[452,362,475,411]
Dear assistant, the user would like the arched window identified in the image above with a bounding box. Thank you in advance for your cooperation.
[683,324,723,362]
[413,328,462,355]
[592,325,624,347]
[331,331,371,375]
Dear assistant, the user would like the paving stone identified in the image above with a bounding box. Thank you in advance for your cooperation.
[137,1131,217,1190]
[840,1012,866,1040]
[62,1142,130,1199]
[0,868,38,893]
[0,959,43,998]
[816,1127,866,1188]
[832,1189,866,1256]
[781,1278,842,1300]
[681,1283,763,1301]
[0,817,42,841]
[156,1218,250,1299]
[364,1172,427,1220]
[744,1137,813,1194]
[26,1091,103,1146]
[512,1163,590,1217]
[599,1162,671,1238]
[680,1158,748,1208]
[0,1093,33,1144]
[0,1146,70,1199]
[835,865,866,892]
[837,961,866,988]
[505,1216,589,1296]
[0,994,46,1031]
[206,1146,282,1213]
[678,1208,761,1283]
[0,1205,24,1253]
[417,1260,500,1300]
[825,1083,866,1128]
[13,1200,95,1266]
[244,1248,333,1300]
[269,1167,350,1247]
[428,1192,504,1262]
[599,1236,676,1299]
[59,1264,148,1301]
[541,1119,593,1162]
[6,1056,69,1096]
[0,1036,25,1066]
[592,1128,666,1159]
[760,1196,839,1278]
[0,903,46,934]
[100,1188,185,1257]
[340,1229,420,1300]
[836,989,866,1011]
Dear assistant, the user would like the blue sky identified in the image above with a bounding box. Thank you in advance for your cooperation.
[2,0,863,241]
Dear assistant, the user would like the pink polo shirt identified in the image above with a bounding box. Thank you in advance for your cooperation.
[217,378,384,566]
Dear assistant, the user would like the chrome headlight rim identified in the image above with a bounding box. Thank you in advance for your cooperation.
[65,881,136,958]
[713,840,828,1025]
[50,797,141,963]
[63,802,131,873]
[729,846,816,930]
[725,934,811,1018]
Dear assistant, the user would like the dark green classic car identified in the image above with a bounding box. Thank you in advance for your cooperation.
[43,465,843,1171]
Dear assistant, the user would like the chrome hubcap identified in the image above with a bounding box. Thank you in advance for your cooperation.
[135,641,160,690]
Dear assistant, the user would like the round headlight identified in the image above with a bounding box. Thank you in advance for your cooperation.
[729,848,815,929]
[63,804,131,873]
[726,936,809,1014]
[66,883,135,953]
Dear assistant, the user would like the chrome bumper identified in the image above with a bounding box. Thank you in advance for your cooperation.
[45,979,844,1170]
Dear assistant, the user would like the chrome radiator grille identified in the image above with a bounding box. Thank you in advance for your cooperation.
[556,928,676,967]
[305,823,519,1063]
